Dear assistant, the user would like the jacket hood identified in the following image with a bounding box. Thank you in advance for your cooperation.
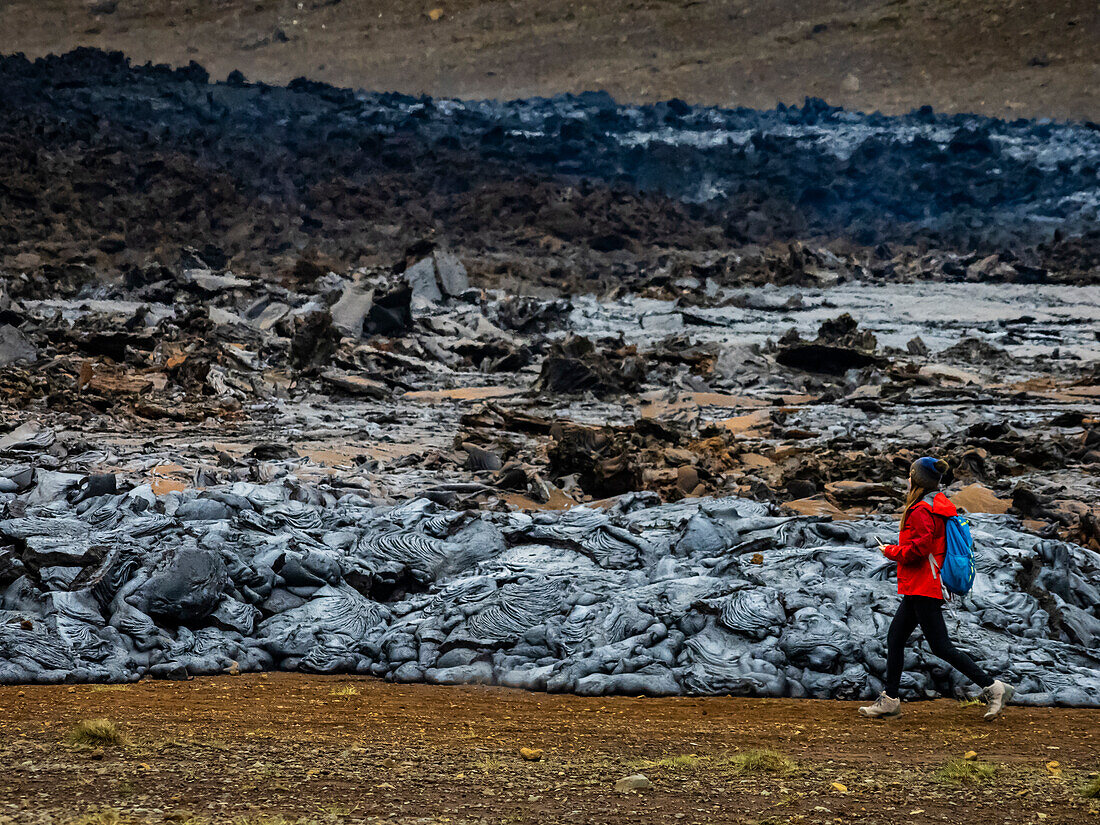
[919,491,958,518]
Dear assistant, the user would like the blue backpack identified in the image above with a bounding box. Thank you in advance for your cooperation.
[937,514,976,595]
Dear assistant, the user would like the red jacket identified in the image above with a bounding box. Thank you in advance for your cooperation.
[882,493,957,600]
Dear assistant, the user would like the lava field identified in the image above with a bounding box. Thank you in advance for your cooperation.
[0,49,1097,703]
[2,48,1100,286]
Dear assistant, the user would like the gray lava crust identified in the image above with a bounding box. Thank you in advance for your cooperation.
[2,461,1098,706]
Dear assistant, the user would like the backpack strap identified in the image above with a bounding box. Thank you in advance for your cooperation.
[920,493,949,600]
[928,552,948,601]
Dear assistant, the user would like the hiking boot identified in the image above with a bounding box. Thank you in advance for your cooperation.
[859,692,901,718]
[982,680,1014,720]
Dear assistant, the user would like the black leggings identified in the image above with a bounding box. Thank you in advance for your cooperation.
[885,595,994,698]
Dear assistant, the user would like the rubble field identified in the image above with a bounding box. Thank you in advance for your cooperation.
[0,49,1098,709]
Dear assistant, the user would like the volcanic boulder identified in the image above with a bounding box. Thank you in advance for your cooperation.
[535,335,646,397]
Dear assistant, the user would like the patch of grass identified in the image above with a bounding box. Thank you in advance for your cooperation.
[956,696,983,708]
[629,753,705,772]
[629,749,796,776]
[90,684,132,692]
[727,749,797,775]
[67,719,128,748]
[329,685,360,697]
[936,757,997,785]
[1082,774,1100,799]
[474,755,503,773]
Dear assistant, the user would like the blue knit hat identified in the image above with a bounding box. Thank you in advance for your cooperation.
[911,456,947,489]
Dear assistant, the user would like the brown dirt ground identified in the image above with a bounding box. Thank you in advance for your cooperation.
[1,674,1098,824]
[1,0,1098,121]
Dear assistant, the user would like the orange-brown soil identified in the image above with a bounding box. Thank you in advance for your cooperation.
[1,674,1098,823]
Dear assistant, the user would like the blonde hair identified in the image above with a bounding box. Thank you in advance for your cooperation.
[899,458,948,532]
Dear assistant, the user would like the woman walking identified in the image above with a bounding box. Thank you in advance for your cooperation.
[859,457,1013,720]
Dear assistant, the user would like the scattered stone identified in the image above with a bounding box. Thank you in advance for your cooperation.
[289,311,340,372]
[331,283,374,338]
[777,340,881,375]
[321,371,391,399]
[615,774,653,792]
[86,0,118,14]
[434,252,469,296]
[536,336,645,397]
[0,326,37,366]
[919,364,982,385]
[676,466,700,494]
[406,257,442,310]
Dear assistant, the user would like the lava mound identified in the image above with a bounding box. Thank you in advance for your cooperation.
[1,463,1098,706]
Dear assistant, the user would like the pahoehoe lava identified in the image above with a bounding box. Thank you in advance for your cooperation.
[1,463,1099,705]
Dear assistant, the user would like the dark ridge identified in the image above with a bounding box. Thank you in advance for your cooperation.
[1,48,1098,281]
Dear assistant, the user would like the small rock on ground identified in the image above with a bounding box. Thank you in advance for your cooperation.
[615,773,653,792]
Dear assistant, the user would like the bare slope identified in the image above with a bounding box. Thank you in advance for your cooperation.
[1,0,1097,120]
